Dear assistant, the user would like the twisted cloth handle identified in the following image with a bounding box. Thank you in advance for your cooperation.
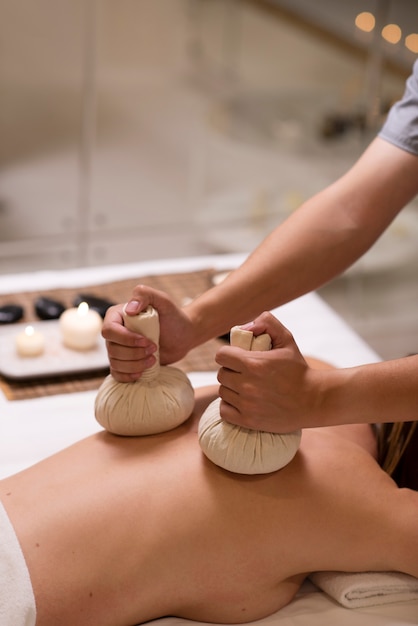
[230,325,272,351]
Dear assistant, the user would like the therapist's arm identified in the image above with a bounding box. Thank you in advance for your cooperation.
[184,138,418,346]
[216,312,418,432]
[103,138,418,380]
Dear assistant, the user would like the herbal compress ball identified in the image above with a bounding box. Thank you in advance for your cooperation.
[95,305,194,436]
[198,326,301,474]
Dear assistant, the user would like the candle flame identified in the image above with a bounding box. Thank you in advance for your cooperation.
[25,325,35,336]
[77,302,89,316]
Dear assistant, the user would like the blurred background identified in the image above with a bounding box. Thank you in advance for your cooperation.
[1,0,417,358]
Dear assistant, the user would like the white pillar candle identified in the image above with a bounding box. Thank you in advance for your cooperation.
[15,325,45,357]
[59,302,103,351]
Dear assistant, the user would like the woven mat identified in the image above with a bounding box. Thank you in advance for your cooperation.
[0,269,224,401]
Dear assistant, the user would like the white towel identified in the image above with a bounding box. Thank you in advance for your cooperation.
[309,571,418,609]
[0,500,36,625]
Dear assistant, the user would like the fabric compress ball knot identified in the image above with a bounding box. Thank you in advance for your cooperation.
[198,325,301,475]
[95,305,194,436]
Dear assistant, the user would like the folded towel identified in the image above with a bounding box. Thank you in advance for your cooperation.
[309,570,418,609]
[0,501,36,625]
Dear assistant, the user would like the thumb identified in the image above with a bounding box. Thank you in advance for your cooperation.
[124,286,173,317]
[124,299,143,316]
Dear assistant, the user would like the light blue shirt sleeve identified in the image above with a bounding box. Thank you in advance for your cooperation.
[378,60,418,156]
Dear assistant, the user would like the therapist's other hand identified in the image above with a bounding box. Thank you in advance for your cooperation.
[216,311,321,433]
[102,286,193,382]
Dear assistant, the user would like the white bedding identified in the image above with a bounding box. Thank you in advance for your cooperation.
[0,253,417,626]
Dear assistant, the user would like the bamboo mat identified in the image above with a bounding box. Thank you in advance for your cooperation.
[0,269,224,401]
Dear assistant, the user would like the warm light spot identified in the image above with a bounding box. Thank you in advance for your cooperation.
[382,24,402,44]
[405,33,418,53]
[355,12,375,32]
[25,325,35,336]
[77,301,89,316]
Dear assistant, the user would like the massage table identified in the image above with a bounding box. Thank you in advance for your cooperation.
[0,253,417,625]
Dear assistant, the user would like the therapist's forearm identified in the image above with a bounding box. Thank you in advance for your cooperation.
[185,185,382,345]
[315,355,418,427]
[185,138,418,348]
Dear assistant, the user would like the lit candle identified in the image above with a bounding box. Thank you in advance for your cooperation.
[59,302,103,351]
[15,325,45,357]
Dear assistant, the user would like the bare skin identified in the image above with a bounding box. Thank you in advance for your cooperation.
[1,385,418,626]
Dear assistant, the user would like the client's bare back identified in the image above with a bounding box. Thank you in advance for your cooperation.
[1,386,417,626]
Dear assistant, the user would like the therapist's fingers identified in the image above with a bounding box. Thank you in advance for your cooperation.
[102,303,157,382]
[215,312,311,432]
[102,303,156,351]
[217,352,311,433]
[102,304,153,347]
[216,348,279,429]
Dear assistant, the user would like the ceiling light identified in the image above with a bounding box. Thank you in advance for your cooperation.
[405,33,418,53]
[355,12,375,32]
[381,24,402,44]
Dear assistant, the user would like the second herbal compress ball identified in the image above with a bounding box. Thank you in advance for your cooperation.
[198,326,301,474]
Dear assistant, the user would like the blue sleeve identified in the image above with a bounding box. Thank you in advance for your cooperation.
[378,60,418,156]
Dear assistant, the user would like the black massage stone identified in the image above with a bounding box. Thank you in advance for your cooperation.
[0,304,24,324]
[34,296,66,321]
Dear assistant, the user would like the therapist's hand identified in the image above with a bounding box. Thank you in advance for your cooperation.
[216,311,323,433]
[102,285,194,382]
